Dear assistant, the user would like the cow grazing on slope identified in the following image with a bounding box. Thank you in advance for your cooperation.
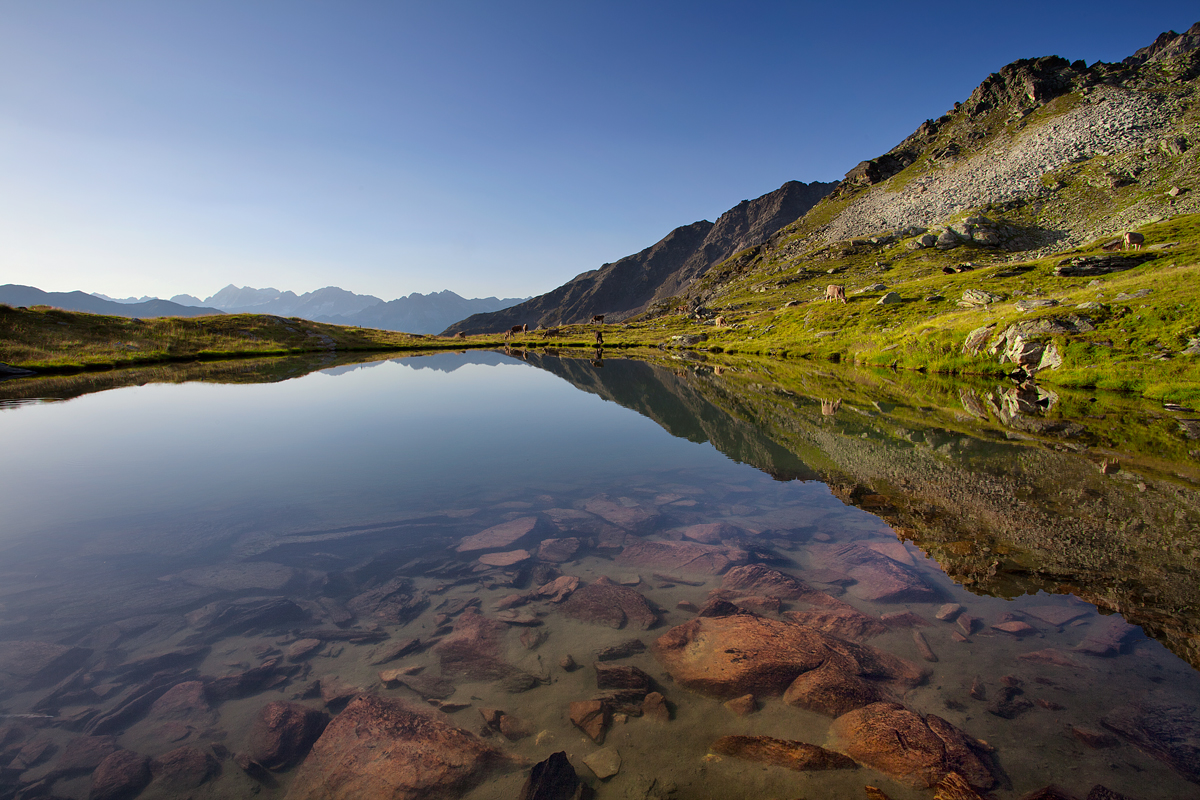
[1124,232,1145,251]
[504,324,527,340]
[824,284,847,304]
[591,314,605,324]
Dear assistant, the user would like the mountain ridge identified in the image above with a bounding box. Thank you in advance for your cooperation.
[442,179,836,335]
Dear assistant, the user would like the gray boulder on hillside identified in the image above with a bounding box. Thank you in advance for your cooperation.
[442,179,835,335]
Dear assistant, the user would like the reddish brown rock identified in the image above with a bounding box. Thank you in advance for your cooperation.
[642,692,670,722]
[479,549,531,567]
[369,637,423,665]
[582,497,657,530]
[912,631,938,663]
[829,702,995,790]
[595,663,653,692]
[147,680,216,725]
[287,638,323,662]
[711,735,855,771]
[993,621,1037,636]
[936,604,963,622]
[617,540,748,575]
[434,609,537,688]
[457,516,546,552]
[723,694,757,716]
[10,736,56,769]
[595,639,646,661]
[533,575,580,603]
[808,544,934,603]
[569,700,610,744]
[864,540,916,566]
[520,628,548,650]
[537,538,581,563]
[678,522,744,544]
[149,746,218,792]
[1074,617,1140,657]
[651,614,924,700]
[346,578,429,625]
[558,577,657,630]
[782,609,888,641]
[783,662,890,716]
[319,676,362,707]
[283,695,513,800]
[89,750,152,800]
[247,701,330,771]
[734,595,781,614]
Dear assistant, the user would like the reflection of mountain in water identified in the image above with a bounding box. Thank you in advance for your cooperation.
[526,353,817,482]
[399,351,517,372]
[526,352,1200,670]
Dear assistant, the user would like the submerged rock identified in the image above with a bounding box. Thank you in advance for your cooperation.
[617,540,748,575]
[148,746,218,792]
[558,577,657,629]
[1101,696,1200,784]
[457,516,548,552]
[808,544,934,603]
[0,641,92,689]
[435,609,537,686]
[518,751,585,800]
[284,695,514,800]
[346,578,429,625]
[651,614,924,700]
[569,700,610,743]
[582,747,621,779]
[582,497,658,530]
[247,701,329,771]
[829,702,995,789]
[710,735,855,771]
[89,749,152,800]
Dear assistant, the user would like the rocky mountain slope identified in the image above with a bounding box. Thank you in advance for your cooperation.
[442,179,835,335]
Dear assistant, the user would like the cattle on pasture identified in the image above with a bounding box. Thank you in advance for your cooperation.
[824,284,847,303]
[1124,232,1145,250]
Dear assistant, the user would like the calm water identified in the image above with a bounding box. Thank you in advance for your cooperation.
[1,351,1198,799]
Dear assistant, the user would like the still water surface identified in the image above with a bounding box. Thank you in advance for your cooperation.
[1,352,1198,799]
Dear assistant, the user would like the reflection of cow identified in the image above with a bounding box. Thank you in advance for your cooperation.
[592,314,605,324]
[1124,232,1145,251]
[821,399,841,416]
[824,285,846,303]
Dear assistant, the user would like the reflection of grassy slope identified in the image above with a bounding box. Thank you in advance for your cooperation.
[536,350,1200,669]
[0,351,409,403]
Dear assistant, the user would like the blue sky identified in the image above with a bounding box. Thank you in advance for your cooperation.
[1,2,1195,301]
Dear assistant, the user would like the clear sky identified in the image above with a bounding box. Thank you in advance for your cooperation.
[1,2,1195,302]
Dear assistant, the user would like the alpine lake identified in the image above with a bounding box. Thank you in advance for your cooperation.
[1,348,1199,800]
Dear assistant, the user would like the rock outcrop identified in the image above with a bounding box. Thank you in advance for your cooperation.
[651,613,924,700]
[284,695,513,799]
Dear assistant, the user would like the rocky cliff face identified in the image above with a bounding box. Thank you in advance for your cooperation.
[802,29,1200,252]
[442,180,834,334]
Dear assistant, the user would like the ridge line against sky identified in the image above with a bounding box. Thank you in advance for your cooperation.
[0,1,1195,301]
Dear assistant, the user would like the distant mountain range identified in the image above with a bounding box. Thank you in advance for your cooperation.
[2,282,526,334]
[2,285,222,318]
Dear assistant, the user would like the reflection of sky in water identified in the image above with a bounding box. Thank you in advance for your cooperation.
[0,353,741,548]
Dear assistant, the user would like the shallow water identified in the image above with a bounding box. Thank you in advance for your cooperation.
[1,351,1198,799]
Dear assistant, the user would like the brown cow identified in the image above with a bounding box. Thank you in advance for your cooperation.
[594,330,604,345]
[591,314,605,324]
[1124,232,1145,251]
[824,284,847,303]
[504,324,527,340]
